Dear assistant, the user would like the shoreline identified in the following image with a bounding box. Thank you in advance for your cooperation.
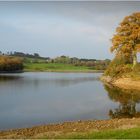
[0,118,140,138]
[101,76,140,91]
[23,69,104,73]
[0,70,23,74]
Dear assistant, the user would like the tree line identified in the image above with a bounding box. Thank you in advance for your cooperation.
[52,56,110,70]
[0,51,111,70]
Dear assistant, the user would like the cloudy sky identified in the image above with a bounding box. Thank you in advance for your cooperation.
[0,1,140,59]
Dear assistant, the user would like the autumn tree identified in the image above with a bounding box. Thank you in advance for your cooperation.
[111,12,140,67]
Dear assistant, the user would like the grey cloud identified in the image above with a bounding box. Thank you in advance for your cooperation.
[0,1,140,59]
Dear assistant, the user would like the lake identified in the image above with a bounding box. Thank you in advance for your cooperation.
[0,72,140,130]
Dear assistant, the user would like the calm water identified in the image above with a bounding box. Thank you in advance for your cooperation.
[0,72,140,130]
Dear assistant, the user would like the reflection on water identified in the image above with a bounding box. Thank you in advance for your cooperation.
[23,77,99,88]
[104,84,140,119]
[0,72,109,130]
[0,72,140,130]
[0,73,99,86]
[0,75,22,81]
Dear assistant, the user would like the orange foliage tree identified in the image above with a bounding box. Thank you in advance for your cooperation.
[111,12,140,67]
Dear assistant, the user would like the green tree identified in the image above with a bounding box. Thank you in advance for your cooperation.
[111,12,140,67]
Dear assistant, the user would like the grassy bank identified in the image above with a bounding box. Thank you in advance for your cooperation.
[50,127,140,139]
[24,63,104,72]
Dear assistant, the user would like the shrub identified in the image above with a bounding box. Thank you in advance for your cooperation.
[0,56,23,72]
[104,57,132,77]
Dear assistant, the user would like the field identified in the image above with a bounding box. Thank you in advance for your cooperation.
[24,63,102,72]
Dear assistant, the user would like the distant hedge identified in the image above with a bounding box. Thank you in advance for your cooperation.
[0,56,23,72]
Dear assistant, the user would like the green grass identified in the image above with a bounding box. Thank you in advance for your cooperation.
[24,63,99,72]
[44,127,140,139]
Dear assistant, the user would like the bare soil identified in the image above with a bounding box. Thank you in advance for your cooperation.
[113,78,140,90]
[101,76,140,90]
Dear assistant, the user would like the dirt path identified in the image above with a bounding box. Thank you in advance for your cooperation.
[0,118,140,138]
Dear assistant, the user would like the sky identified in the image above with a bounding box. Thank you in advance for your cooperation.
[0,1,140,59]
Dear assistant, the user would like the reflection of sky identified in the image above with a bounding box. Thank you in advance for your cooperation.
[0,72,100,87]
[0,1,140,59]
[0,72,118,130]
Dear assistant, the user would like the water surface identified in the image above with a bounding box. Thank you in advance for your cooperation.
[0,72,140,130]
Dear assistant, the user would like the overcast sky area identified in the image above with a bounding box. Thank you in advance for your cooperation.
[0,1,140,59]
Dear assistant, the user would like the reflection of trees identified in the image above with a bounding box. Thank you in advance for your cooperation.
[104,84,140,119]
[0,75,22,82]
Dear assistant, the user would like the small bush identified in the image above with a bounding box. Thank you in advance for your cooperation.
[104,57,132,77]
